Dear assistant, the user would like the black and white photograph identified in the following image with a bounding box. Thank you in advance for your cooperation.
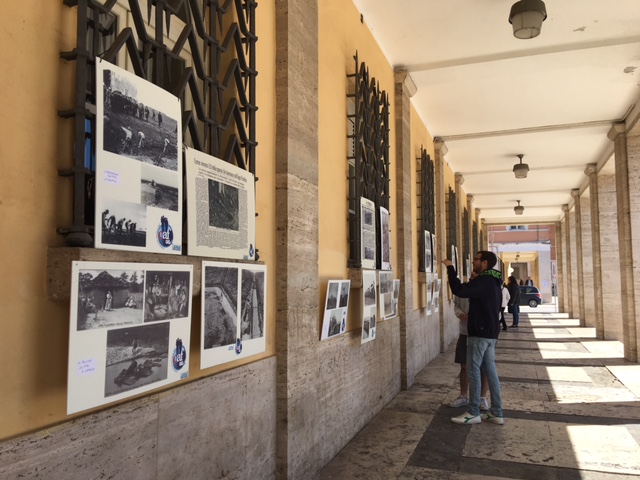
[203,265,239,349]
[101,67,179,171]
[209,179,240,231]
[390,279,400,318]
[95,59,183,255]
[360,197,376,269]
[339,282,350,308]
[326,282,339,310]
[185,148,256,260]
[361,270,377,344]
[143,270,191,322]
[75,268,144,331]
[380,206,390,270]
[140,163,179,211]
[104,322,170,398]
[200,261,267,369]
[320,280,350,340]
[424,230,432,273]
[68,261,192,414]
[431,233,437,268]
[100,199,147,247]
[240,268,265,340]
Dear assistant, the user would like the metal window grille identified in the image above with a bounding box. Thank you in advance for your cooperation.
[417,146,435,272]
[58,0,258,247]
[347,52,390,268]
[447,187,456,255]
[473,220,478,255]
[463,207,469,275]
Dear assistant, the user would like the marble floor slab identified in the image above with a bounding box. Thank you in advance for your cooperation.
[317,312,640,480]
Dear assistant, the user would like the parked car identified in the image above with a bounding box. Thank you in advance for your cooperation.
[519,286,542,307]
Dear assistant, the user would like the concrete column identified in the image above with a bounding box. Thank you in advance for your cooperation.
[562,205,574,318]
[609,123,638,361]
[481,219,487,251]
[434,139,449,352]
[555,221,565,313]
[580,192,595,327]
[585,165,605,338]
[598,173,623,341]
[572,190,586,325]
[274,1,320,477]
[395,69,433,389]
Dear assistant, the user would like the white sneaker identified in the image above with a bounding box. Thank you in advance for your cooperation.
[451,412,481,425]
[479,397,490,411]
[481,413,504,425]
[449,395,468,408]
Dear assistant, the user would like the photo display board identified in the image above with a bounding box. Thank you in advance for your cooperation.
[424,230,432,273]
[360,197,376,269]
[185,147,256,260]
[68,261,193,414]
[95,59,183,254]
[380,206,390,271]
[320,280,351,340]
[201,261,267,369]
[361,270,378,344]
[378,271,395,320]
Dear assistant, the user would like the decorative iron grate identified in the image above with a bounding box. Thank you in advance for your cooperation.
[473,220,478,255]
[58,0,258,247]
[463,207,469,275]
[347,52,390,268]
[418,146,435,272]
[447,186,457,256]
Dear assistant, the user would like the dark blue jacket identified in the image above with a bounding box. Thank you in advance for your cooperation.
[446,266,502,339]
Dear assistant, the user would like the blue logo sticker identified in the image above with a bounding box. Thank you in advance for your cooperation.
[172,338,187,371]
[157,215,174,248]
[235,338,243,355]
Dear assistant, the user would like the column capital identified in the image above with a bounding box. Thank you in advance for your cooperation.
[571,188,580,198]
[584,163,597,176]
[475,207,481,217]
[467,194,474,204]
[608,123,626,141]
[562,204,570,213]
[434,138,448,156]
[455,172,464,185]
[394,68,417,98]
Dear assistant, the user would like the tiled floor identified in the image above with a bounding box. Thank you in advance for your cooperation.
[318,309,640,479]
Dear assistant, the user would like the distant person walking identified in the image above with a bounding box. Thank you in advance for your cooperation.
[507,276,521,328]
[443,251,504,426]
[500,283,510,331]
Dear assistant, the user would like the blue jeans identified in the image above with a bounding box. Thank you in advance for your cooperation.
[466,337,502,417]
[511,304,520,326]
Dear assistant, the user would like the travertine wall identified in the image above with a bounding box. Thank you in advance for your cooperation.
[598,173,623,340]
[0,358,277,479]
[569,211,580,319]
[626,132,640,360]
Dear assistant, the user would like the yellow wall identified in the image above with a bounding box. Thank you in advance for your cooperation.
[0,1,277,440]
[318,0,397,328]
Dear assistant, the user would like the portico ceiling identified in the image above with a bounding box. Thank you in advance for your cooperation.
[351,0,640,225]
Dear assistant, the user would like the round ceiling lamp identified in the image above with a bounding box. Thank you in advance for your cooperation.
[509,0,547,39]
[514,200,524,215]
[513,154,529,179]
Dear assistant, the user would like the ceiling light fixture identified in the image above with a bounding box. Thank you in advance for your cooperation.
[509,0,547,39]
[513,154,529,179]
[514,200,524,215]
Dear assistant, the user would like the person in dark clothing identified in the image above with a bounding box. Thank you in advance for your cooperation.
[443,251,504,425]
[507,276,521,327]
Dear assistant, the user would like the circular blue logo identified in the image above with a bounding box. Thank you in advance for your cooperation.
[172,338,186,371]
[249,244,254,257]
[157,216,174,248]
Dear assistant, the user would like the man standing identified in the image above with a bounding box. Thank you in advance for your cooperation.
[442,251,504,425]
[525,276,534,286]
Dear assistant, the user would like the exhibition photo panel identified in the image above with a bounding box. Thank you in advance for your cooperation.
[320,280,351,340]
[68,261,193,414]
[201,261,267,369]
[95,59,183,254]
[185,147,256,260]
[361,270,377,344]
